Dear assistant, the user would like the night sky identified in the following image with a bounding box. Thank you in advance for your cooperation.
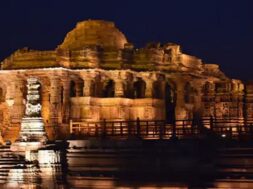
[0,0,252,81]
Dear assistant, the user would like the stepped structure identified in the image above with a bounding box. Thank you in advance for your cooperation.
[0,19,251,141]
[10,78,47,151]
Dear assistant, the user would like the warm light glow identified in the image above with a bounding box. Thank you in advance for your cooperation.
[6,99,14,106]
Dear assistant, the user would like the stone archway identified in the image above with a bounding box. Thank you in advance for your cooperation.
[70,81,76,97]
[103,79,115,97]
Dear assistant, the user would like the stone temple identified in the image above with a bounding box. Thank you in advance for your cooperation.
[0,20,252,142]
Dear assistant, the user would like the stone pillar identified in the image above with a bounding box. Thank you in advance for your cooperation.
[193,82,204,111]
[231,82,244,125]
[12,79,25,123]
[5,81,14,101]
[245,83,253,125]
[191,82,205,125]
[175,81,187,120]
[62,79,70,124]
[49,77,60,128]
[115,79,125,97]
[5,80,15,106]
[144,79,153,98]
[83,79,94,97]
[40,84,50,125]
[209,81,216,118]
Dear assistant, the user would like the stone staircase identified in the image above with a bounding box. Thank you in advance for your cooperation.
[216,146,253,179]
[0,146,26,184]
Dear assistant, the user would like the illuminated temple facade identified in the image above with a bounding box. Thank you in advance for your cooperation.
[0,20,252,141]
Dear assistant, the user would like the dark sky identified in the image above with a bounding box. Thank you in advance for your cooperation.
[0,0,252,81]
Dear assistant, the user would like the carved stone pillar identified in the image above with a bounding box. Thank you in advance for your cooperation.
[144,79,153,98]
[49,77,60,127]
[83,79,94,97]
[12,79,25,123]
[62,79,70,123]
[245,83,253,125]
[5,81,15,102]
[208,81,216,118]
[193,82,204,111]
[175,81,187,120]
[115,79,125,97]
[231,82,244,124]
[40,83,50,125]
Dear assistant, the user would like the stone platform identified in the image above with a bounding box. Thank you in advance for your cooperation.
[10,141,45,152]
[19,117,47,142]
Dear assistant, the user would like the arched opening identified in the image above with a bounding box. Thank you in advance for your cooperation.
[133,79,146,98]
[184,82,194,104]
[103,80,115,97]
[70,81,76,97]
[165,82,176,124]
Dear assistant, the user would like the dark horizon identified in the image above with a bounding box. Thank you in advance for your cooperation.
[0,0,252,81]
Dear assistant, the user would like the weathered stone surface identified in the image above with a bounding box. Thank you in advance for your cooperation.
[58,20,127,50]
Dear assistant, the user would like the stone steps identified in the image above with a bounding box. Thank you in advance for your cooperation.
[0,146,27,183]
[217,147,253,179]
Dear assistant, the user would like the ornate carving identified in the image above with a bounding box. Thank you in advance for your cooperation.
[25,78,42,117]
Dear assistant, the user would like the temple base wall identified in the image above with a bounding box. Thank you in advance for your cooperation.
[70,97,165,121]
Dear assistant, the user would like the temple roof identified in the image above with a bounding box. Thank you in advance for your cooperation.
[0,19,228,80]
[58,20,128,50]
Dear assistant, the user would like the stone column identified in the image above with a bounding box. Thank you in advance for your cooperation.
[193,82,204,111]
[175,81,187,120]
[208,81,216,118]
[5,83,13,100]
[40,83,50,125]
[144,79,153,98]
[231,82,244,125]
[245,83,253,125]
[5,80,15,105]
[83,79,94,97]
[12,79,25,123]
[62,79,70,123]
[49,77,60,128]
[115,79,125,97]
[191,82,205,125]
